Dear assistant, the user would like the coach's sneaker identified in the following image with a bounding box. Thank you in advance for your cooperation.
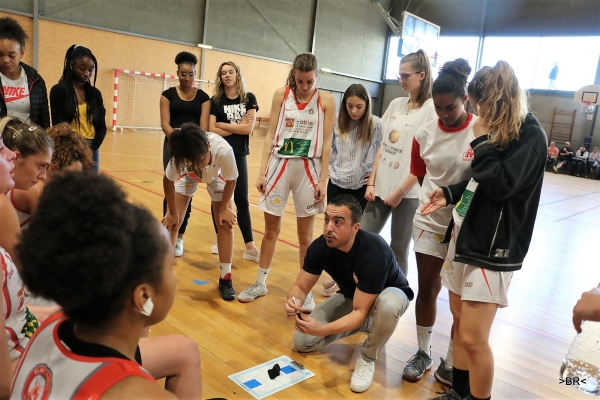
[238,282,268,303]
[427,389,466,400]
[301,292,315,313]
[403,350,433,382]
[218,273,235,301]
[322,280,339,297]
[174,238,184,257]
[434,357,453,387]
[242,247,260,262]
[211,238,219,255]
[350,355,375,393]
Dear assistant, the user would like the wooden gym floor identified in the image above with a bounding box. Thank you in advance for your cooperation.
[100,129,597,399]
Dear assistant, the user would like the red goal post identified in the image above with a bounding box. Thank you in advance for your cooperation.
[111,69,212,132]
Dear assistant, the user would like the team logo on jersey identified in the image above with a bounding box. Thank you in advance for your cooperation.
[388,130,400,144]
[23,364,52,400]
[462,146,474,161]
[278,138,311,157]
[285,118,294,128]
[269,194,284,207]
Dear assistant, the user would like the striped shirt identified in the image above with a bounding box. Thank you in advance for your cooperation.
[329,116,383,190]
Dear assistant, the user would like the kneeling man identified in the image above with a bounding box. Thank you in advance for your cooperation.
[284,195,414,393]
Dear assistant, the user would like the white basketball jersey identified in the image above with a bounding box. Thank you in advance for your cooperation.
[2,247,28,361]
[11,314,155,400]
[272,87,324,158]
[6,189,31,228]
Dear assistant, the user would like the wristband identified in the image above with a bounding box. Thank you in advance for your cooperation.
[367,184,374,187]
[399,187,406,195]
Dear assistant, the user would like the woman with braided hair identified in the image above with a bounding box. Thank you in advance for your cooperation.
[50,44,106,172]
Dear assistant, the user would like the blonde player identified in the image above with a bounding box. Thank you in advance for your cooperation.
[238,53,336,309]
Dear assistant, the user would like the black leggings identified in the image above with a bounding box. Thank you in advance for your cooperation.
[211,153,254,243]
[163,137,193,235]
[326,181,368,213]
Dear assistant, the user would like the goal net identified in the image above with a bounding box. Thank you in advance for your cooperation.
[111,69,211,132]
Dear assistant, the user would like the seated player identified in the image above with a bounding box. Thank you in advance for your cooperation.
[162,123,238,300]
[13,172,203,399]
[284,195,414,393]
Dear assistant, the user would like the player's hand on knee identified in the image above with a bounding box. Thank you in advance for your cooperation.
[219,208,237,227]
[162,212,178,231]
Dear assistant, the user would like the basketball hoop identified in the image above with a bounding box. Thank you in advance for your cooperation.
[574,85,600,115]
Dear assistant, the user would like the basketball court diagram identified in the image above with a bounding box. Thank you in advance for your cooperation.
[229,355,315,399]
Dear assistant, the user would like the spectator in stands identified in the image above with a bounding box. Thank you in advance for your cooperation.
[586,147,600,178]
[571,145,588,177]
[554,141,573,173]
[547,141,559,170]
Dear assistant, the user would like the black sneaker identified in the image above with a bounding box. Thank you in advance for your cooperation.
[218,273,235,301]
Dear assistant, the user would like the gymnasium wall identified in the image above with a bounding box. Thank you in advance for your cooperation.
[0,0,389,121]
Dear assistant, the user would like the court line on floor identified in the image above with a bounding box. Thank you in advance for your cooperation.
[553,204,600,222]
[105,172,300,249]
[539,191,597,206]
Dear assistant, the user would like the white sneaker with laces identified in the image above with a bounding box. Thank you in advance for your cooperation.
[238,282,268,303]
[301,292,315,313]
[211,238,218,255]
[242,247,260,262]
[350,355,375,393]
[174,238,184,257]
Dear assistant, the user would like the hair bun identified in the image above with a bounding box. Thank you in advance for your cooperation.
[440,58,472,78]
[175,51,198,66]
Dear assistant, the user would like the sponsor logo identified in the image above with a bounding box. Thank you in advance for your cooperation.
[269,194,284,207]
[391,115,397,121]
[278,138,311,157]
[388,130,400,144]
[494,249,509,258]
[393,162,399,169]
[462,146,474,161]
[306,203,317,210]
[23,364,52,400]
[285,118,294,128]
[464,281,473,288]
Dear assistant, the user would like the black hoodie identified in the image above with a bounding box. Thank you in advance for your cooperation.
[0,62,50,129]
[441,113,548,272]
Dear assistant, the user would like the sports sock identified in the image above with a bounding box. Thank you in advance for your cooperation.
[256,267,270,285]
[445,339,454,369]
[219,263,232,279]
[416,325,433,355]
[453,367,470,399]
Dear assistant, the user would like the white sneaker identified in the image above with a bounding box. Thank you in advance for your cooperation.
[174,238,184,257]
[211,238,218,255]
[350,355,375,393]
[242,247,260,262]
[238,282,268,303]
[301,292,315,313]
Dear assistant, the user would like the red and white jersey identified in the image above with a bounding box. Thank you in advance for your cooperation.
[2,247,28,361]
[6,189,31,228]
[11,314,155,400]
[411,113,477,234]
[165,131,238,184]
[272,87,324,159]
[375,97,437,199]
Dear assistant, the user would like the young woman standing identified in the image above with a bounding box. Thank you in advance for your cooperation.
[403,59,475,385]
[160,51,210,257]
[423,61,547,400]
[362,50,436,277]
[50,45,106,172]
[0,17,50,128]
[238,53,336,309]
[328,83,382,212]
[210,61,260,261]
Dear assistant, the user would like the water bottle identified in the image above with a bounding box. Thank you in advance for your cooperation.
[560,320,600,396]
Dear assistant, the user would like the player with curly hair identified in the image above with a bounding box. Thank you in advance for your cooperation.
[12,172,203,399]
[162,123,239,301]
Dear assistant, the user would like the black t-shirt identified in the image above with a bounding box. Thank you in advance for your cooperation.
[561,146,573,160]
[303,230,414,300]
[161,87,210,129]
[58,318,143,364]
[210,93,259,155]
